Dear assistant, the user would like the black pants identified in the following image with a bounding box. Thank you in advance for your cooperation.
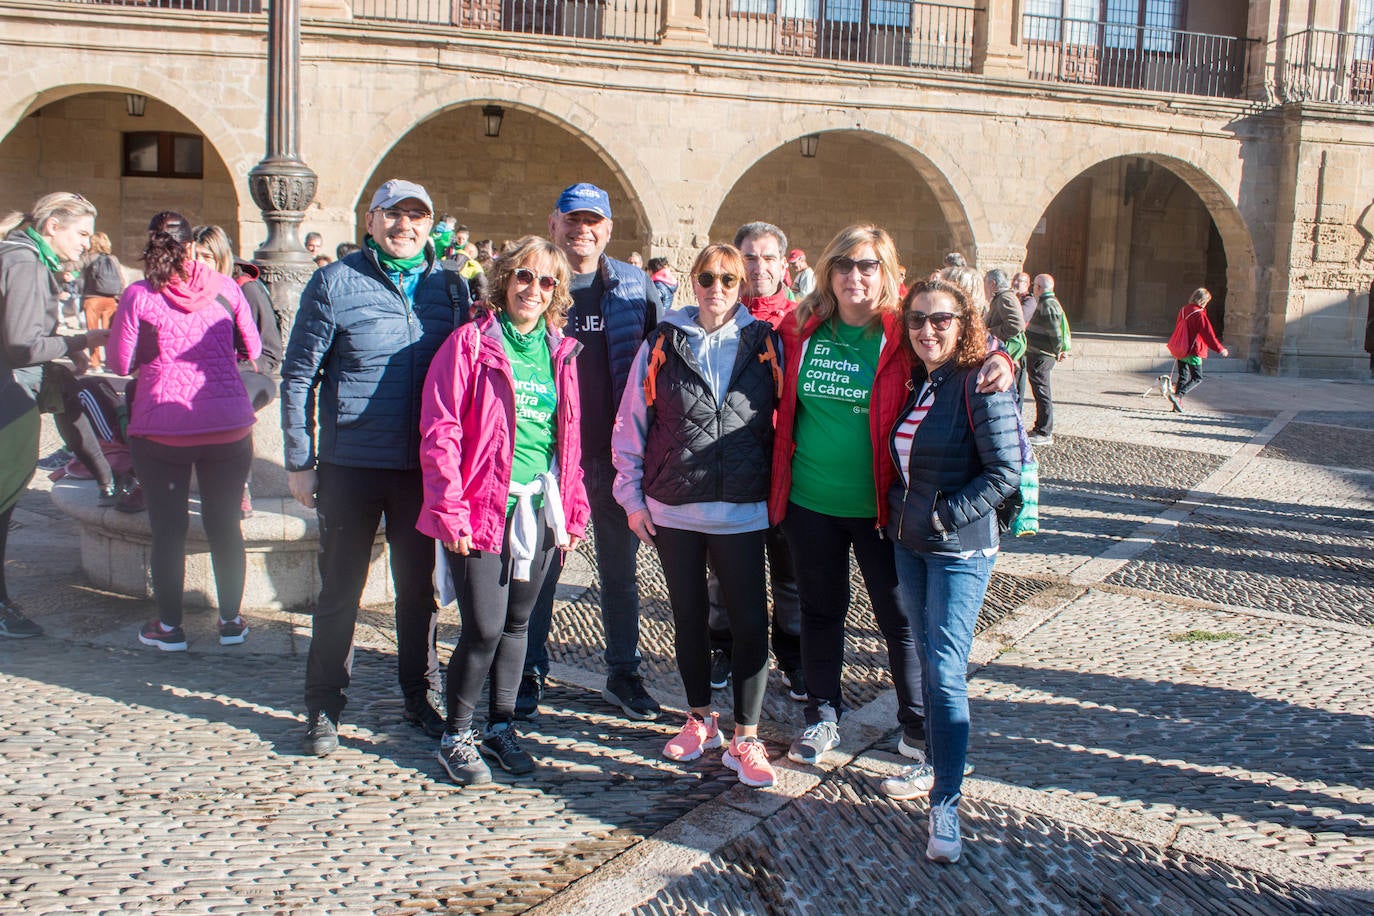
[1025,350,1057,435]
[1174,360,1204,397]
[129,434,253,627]
[655,525,769,727]
[781,502,924,732]
[444,513,558,734]
[304,463,440,717]
[707,525,801,671]
[46,364,113,489]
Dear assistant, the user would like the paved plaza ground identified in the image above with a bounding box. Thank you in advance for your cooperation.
[1,368,1372,914]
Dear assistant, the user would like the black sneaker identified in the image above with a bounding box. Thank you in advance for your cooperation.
[438,730,492,787]
[514,672,545,721]
[709,650,731,690]
[304,709,339,757]
[480,723,536,776]
[0,601,43,639]
[603,673,661,721]
[780,667,808,702]
[403,698,446,738]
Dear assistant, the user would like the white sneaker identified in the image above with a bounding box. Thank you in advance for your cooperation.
[882,761,934,799]
[787,718,839,765]
[926,797,963,863]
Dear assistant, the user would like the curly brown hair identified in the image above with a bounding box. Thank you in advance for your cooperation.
[899,278,988,370]
[479,235,572,330]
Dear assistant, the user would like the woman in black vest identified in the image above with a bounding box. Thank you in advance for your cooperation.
[611,243,782,789]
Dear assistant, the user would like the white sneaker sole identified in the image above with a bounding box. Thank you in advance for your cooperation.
[219,627,249,646]
[722,748,775,788]
[138,634,187,651]
[926,841,962,864]
[602,687,660,721]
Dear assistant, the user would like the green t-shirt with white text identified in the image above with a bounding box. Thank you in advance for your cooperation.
[502,318,558,514]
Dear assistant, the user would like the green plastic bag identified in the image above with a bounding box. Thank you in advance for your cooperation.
[1011,459,1039,537]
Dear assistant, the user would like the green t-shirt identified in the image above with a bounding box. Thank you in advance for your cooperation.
[501,316,558,514]
[789,318,883,518]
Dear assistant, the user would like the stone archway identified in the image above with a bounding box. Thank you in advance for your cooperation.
[0,89,243,264]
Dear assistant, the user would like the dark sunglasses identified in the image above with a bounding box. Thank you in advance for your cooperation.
[833,257,881,276]
[696,271,740,290]
[905,310,961,331]
[513,268,559,291]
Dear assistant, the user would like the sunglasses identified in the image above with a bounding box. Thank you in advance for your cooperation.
[695,271,740,290]
[376,208,432,223]
[513,268,560,291]
[833,257,881,276]
[904,310,961,331]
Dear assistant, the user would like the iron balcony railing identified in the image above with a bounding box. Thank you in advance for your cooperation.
[1023,13,1252,99]
[1273,28,1374,106]
[351,0,660,43]
[55,0,263,9]
[704,0,974,70]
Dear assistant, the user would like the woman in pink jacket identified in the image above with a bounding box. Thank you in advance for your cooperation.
[418,236,589,787]
[107,221,261,652]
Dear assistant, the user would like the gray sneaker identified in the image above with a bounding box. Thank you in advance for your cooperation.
[787,718,840,765]
[437,730,492,787]
[881,759,973,800]
[926,796,963,863]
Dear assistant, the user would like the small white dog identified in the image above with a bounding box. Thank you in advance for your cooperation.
[1143,374,1173,398]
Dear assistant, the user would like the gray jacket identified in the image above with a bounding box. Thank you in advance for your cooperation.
[0,231,85,428]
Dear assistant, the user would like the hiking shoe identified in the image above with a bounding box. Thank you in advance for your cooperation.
[723,736,776,788]
[304,709,339,757]
[403,698,446,738]
[218,616,250,646]
[514,672,545,721]
[603,673,660,721]
[787,717,839,766]
[97,483,119,507]
[926,797,964,863]
[0,601,43,639]
[780,667,808,702]
[709,649,731,690]
[438,729,491,786]
[663,711,722,762]
[138,619,187,651]
[480,723,535,776]
[1027,431,1054,447]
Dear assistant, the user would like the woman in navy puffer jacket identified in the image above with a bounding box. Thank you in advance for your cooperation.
[108,222,261,653]
[880,278,1020,866]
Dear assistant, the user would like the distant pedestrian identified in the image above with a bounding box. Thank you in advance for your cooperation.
[1023,274,1068,446]
[79,232,124,372]
[627,251,644,269]
[647,256,677,310]
[304,232,323,258]
[1011,271,1034,401]
[1164,288,1227,412]
[788,248,815,299]
[981,269,1026,347]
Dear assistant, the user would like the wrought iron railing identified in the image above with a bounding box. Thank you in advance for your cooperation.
[1273,29,1374,106]
[1023,14,1252,98]
[52,0,264,10]
[704,0,974,71]
[351,0,660,43]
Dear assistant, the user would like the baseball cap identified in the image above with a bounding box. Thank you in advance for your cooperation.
[369,179,433,213]
[787,248,805,262]
[555,182,612,219]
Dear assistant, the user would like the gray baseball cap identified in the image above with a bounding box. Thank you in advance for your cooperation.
[369,178,433,213]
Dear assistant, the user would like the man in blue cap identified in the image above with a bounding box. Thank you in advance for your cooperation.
[516,182,663,721]
[282,178,474,756]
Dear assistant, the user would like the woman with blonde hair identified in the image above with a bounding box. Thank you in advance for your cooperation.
[769,225,1014,767]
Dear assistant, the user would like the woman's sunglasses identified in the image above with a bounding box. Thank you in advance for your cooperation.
[696,271,740,290]
[514,268,559,291]
[833,257,881,276]
[904,311,960,331]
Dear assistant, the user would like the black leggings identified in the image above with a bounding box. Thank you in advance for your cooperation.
[130,434,253,627]
[655,526,769,727]
[444,514,559,734]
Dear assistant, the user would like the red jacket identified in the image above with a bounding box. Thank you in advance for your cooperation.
[417,311,589,552]
[1176,303,1224,358]
[768,310,912,527]
[743,286,796,330]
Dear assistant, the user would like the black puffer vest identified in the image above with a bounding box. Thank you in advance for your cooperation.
[642,320,780,506]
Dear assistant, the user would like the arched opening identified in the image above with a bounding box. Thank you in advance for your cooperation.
[355,104,649,260]
[709,131,968,281]
[1025,156,1234,338]
[0,90,240,267]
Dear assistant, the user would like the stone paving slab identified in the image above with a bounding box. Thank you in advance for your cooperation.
[1260,421,1374,472]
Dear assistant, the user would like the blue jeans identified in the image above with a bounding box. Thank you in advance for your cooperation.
[523,456,642,678]
[892,545,994,805]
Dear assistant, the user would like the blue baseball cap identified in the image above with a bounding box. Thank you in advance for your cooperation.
[555,182,612,219]
[369,178,433,213]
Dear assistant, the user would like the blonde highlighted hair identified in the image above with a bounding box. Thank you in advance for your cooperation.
[0,191,97,238]
[480,235,573,330]
[795,224,902,329]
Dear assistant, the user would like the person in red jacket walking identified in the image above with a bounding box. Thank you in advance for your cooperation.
[1165,288,1227,412]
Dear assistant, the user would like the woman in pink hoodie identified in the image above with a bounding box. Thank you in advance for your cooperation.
[418,236,589,787]
[107,220,261,652]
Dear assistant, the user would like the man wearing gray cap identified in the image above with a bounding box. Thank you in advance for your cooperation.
[516,182,663,722]
[282,179,474,755]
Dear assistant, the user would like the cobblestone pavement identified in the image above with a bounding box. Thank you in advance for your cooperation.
[2,370,1371,913]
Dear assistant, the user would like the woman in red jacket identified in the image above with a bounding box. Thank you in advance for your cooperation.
[1165,287,1227,412]
[418,236,589,787]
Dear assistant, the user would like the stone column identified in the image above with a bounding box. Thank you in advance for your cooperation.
[659,0,710,48]
[974,0,1027,79]
[249,0,319,332]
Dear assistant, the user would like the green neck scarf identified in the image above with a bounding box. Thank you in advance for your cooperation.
[23,226,62,273]
[499,310,546,353]
[366,236,427,274]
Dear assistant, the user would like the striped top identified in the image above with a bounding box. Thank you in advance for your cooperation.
[893,382,934,486]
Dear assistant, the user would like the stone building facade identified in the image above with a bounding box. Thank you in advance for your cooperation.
[2,0,1372,375]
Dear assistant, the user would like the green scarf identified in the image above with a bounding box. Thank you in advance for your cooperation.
[499,311,546,353]
[365,236,427,274]
[23,226,61,273]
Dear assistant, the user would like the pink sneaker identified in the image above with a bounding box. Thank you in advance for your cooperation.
[723,736,776,788]
[662,712,722,761]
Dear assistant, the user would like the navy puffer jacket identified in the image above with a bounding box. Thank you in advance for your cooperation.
[885,361,1020,554]
[281,246,472,471]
